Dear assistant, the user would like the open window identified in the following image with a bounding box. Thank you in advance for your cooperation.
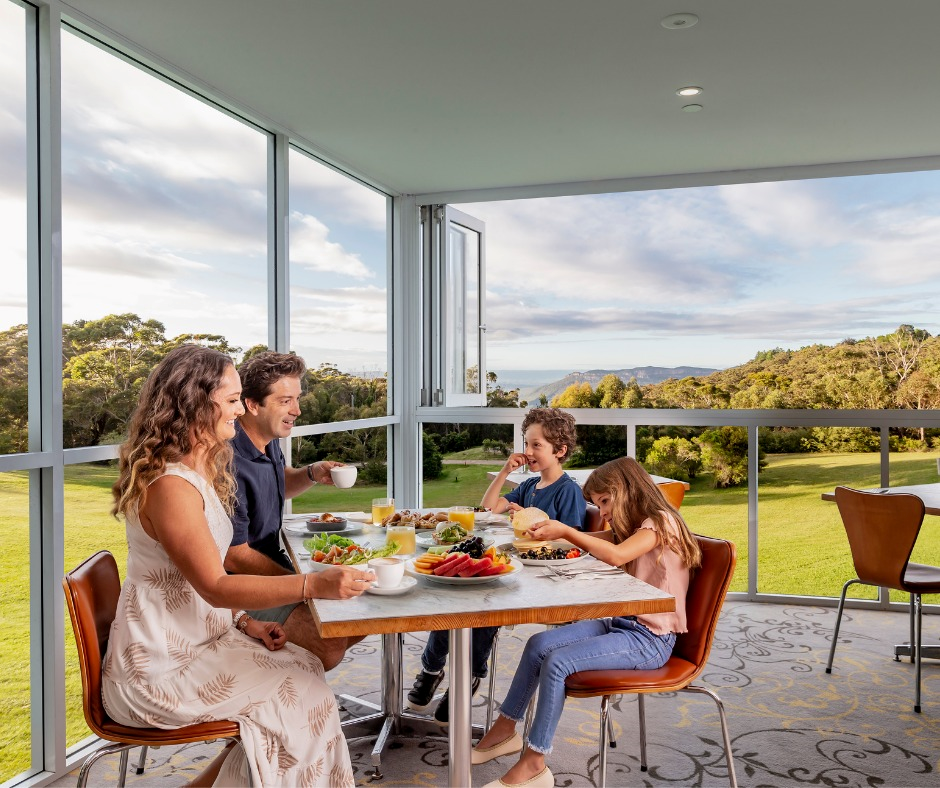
[425,205,487,406]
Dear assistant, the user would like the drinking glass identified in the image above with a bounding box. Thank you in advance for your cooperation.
[386,523,416,557]
[448,505,475,531]
[371,497,395,525]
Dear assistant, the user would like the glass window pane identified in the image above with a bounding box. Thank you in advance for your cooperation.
[291,427,388,506]
[288,149,389,426]
[447,223,481,396]
[60,32,269,449]
[0,470,30,781]
[0,0,29,455]
[63,461,124,749]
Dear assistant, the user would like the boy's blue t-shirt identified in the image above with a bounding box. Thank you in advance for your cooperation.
[505,472,586,529]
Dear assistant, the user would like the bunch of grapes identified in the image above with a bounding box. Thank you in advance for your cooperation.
[449,536,486,559]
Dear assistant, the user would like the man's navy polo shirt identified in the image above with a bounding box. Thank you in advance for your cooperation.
[231,422,292,571]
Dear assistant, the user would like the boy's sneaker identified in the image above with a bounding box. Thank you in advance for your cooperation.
[434,676,482,724]
[406,670,444,713]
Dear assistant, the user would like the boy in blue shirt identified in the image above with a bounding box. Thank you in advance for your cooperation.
[406,408,586,722]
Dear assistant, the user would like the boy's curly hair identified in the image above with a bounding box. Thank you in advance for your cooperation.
[521,407,577,461]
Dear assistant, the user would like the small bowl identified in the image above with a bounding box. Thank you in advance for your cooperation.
[305,517,348,533]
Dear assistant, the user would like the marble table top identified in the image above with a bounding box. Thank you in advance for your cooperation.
[282,526,675,638]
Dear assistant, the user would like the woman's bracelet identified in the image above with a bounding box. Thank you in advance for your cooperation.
[301,573,313,604]
[306,463,317,484]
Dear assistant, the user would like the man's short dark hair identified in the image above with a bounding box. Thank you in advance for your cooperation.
[238,351,306,405]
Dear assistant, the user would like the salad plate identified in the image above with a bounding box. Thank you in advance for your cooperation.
[405,557,522,585]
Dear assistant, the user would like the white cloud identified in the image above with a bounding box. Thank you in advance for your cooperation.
[289,212,373,279]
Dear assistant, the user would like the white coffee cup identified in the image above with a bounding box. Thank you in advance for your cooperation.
[368,556,405,589]
[330,465,358,489]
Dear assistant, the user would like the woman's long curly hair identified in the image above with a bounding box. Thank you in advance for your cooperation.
[583,457,701,569]
[112,345,237,518]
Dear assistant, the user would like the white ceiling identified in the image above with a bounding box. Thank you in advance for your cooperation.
[62,0,940,198]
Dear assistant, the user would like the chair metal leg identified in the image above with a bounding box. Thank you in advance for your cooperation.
[914,593,923,713]
[826,578,861,673]
[486,629,500,730]
[135,745,148,774]
[909,593,916,664]
[683,685,738,788]
[117,748,129,788]
[637,693,648,772]
[598,695,611,788]
[76,742,135,788]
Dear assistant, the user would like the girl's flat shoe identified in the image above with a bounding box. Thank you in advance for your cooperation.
[471,731,524,765]
[482,766,554,788]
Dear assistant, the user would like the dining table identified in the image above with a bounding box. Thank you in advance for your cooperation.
[821,482,940,660]
[492,468,691,490]
[282,515,675,787]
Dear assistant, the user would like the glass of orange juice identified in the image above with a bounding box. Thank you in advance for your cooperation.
[448,505,475,531]
[386,523,416,556]
[372,497,395,525]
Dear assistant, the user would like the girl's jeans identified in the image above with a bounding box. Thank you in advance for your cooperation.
[498,617,675,754]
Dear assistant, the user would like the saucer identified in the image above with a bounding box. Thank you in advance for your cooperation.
[364,576,417,596]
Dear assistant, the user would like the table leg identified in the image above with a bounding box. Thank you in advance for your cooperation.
[449,627,473,787]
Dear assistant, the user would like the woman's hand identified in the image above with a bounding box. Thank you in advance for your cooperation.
[311,566,375,599]
[244,618,287,651]
[526,519,570,541]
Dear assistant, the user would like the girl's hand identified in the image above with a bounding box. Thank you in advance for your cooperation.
[502,453,529,474]
[527,519,569,541]
[245,618,287,651]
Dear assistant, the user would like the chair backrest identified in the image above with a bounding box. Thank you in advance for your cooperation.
[834,486,924,589]
[584,503,608,532]
[658,481,686,509]
[62,550,122,734]
[672,534,736,668]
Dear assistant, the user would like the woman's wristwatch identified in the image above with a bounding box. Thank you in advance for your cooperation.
[306,463,317,484]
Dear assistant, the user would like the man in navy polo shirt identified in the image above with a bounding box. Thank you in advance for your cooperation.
[224,351,364,670]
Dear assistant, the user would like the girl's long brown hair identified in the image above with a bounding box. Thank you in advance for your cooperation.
[583,457,701,569]
[112,345,237,518]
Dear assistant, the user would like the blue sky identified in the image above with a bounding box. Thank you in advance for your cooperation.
[3,7,940,378]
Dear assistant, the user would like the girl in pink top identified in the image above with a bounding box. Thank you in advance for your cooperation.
[472,457,701,788]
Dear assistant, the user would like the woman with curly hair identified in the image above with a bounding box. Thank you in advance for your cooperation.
[103,345,370,786]
[472,457,701,788]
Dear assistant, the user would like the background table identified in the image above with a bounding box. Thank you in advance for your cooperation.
[492,468,691,490]
[282,525,674,786]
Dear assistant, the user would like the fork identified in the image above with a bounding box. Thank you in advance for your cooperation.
[543,563,623,578]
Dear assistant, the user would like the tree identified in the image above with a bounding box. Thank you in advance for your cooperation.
[551,382,595,408]
[695,426,764,488]
[596,374,627,408]
[0,325,28,453]
[644,436,701,482]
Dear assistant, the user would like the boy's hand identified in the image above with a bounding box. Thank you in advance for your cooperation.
[502,453,529,474]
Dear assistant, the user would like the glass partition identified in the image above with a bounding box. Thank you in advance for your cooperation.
[60,30,269,448]
[288,148,389,425]
[0,0,28,455]
[0,470,30,781]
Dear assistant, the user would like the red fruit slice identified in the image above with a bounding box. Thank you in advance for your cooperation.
[438,554,473,577]
[458,556,493,577]
[477,564,511,576]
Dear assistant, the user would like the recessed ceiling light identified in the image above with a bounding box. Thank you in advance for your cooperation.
[661,13,699,30]
[677,86,703,97]
[681,104,703,113]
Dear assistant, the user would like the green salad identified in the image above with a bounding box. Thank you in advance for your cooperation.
[303,533,400,565]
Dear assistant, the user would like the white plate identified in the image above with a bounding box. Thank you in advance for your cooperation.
[365,576,418,596]
[415,532,495,549]
[475,511,510,525]
[284,521,364,536]
[405,557,522,585]
[498,541,589,566]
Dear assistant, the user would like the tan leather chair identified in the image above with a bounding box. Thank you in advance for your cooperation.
[63,551,242,787]
[584,503,607,531]
[564,535,737,788]
[826,486,940,713]
[657,481,686,509]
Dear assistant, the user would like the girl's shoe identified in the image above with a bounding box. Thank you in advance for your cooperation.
[482,766,554,788]
[471,731,524,764]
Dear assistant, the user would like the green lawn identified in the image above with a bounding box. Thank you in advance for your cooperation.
[3,451,940,781]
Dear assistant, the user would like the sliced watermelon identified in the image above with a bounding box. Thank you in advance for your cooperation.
[477,563,512,576]
[438,554,473,577]
[458,556,493,577]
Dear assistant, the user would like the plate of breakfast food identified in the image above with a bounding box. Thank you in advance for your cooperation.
[406,540,520,584]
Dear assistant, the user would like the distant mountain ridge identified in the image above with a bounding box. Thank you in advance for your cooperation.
[521,366,719,404]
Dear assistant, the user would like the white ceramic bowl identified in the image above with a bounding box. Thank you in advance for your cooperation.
[330,465,358,488]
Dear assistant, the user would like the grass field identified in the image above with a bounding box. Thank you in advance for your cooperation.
[3,451,940,781]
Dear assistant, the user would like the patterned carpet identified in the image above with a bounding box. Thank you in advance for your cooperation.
[54,601,940,787]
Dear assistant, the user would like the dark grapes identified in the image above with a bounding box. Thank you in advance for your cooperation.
[448,536,485,559]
